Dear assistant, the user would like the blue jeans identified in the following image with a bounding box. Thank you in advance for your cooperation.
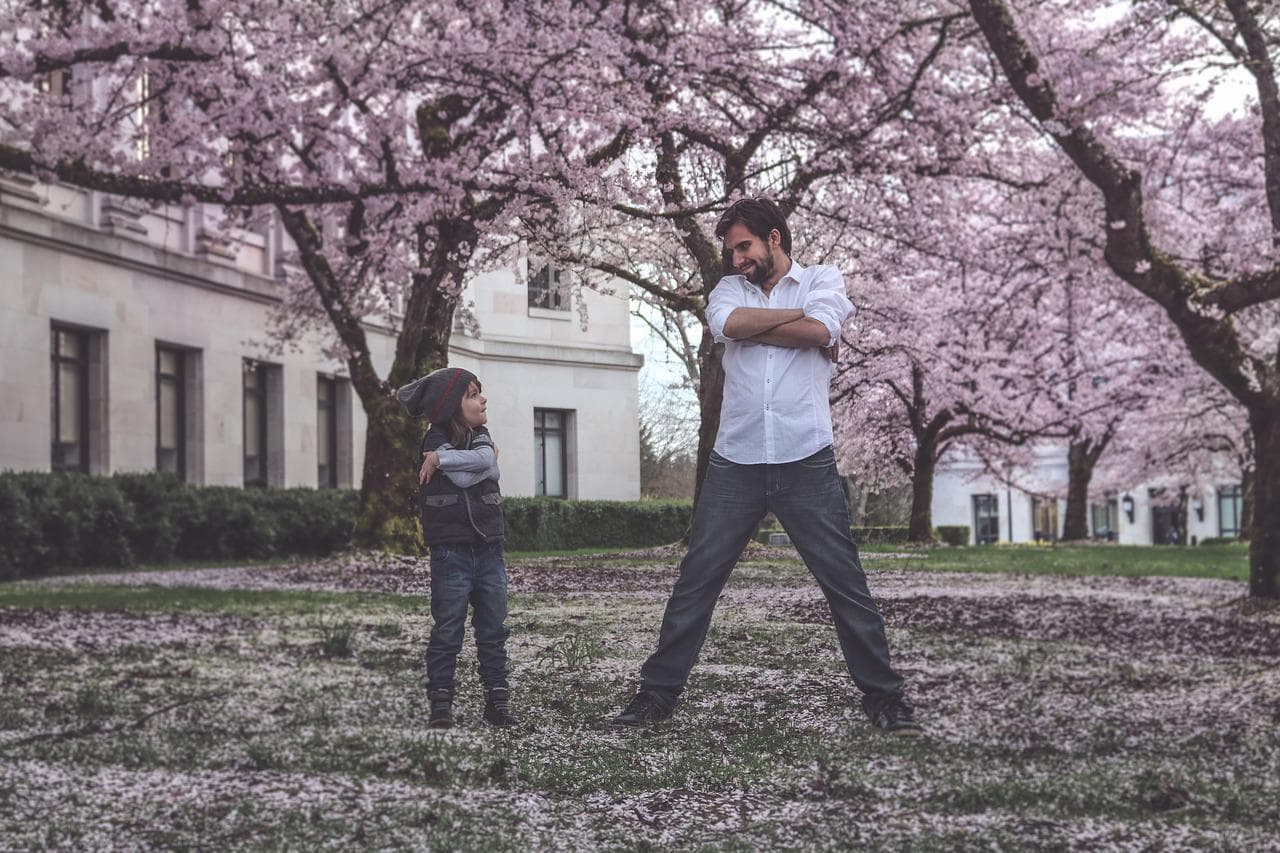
[639,446,905,707]
[426,540,510,692]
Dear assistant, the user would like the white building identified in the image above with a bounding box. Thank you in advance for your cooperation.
[932,447,1245,546]
[0,172,643,499]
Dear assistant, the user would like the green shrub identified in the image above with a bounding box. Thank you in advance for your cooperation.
[248,488,360,557]
[850,526,914,545]
[0,471,359,577]
[1198,536,1242,547]
[503,497,691,551]
[0,477,39,582]
[0,472,694,578]
[3,471,134,577]
[112,471,187,563]
[936,525,971,547]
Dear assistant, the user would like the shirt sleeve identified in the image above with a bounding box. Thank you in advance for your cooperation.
[706,277,745,343]
[435,427,500,487]
[802,266,855,346]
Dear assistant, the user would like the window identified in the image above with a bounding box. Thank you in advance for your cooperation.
[51,327,90,472]
[243,360,269,487]
[1031,497,1059,542]
[1218,484,1243,538]
[317,376,338,488]
[1090,498,1119,541]
[534,409,571,497]
[156,347,186,479]
[972,494,999,545]
[133,66,151,161]
[528,263,569,311]
[36,68,72,99]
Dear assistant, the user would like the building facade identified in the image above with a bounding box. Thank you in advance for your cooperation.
[0,173,642,499]
[932,448,1245,546]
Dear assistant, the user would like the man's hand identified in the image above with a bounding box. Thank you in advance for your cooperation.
[419,450,440,485]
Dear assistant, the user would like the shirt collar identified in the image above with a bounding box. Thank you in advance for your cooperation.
[755,258,803,292]
[778,258,805,285]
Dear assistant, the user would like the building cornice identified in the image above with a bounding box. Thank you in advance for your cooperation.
[2,201,644,371]
[450,334,644,372]
[1,201,283,307]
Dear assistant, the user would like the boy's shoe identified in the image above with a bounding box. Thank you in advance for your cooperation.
[610,690,675,727]
[428,688,454,729]
[483,688,518,727]
[864,695,924,737]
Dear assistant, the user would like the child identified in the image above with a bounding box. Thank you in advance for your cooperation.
[397,367,516,728]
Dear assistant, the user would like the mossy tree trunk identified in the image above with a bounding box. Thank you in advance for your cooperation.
[280,206,479,552]
[1061,433,1111,542]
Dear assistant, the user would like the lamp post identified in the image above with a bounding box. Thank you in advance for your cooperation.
[1121,494,1135,524]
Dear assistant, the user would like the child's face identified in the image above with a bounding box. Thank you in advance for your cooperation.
[459,382,487,428]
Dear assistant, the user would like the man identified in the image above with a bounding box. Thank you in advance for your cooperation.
[612,198,921,735]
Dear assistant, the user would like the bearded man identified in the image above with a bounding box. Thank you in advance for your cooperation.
[612,198,921,736]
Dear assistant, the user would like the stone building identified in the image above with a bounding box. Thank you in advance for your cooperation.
[931,447,1244,546]
[0,173,642,499]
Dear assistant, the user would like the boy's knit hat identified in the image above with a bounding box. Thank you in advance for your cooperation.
[397,367,478,423]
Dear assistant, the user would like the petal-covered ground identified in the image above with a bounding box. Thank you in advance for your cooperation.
[1,550,1278,850]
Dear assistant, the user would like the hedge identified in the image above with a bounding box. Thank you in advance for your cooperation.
[935,526,971,547]
[0,471,362,581]
[0,471,695,580]
[755,525,951,546]
[503,497,692,551]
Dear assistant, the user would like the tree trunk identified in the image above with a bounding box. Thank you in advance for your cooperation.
[350,287,459,552]
[1062,436,1108,541]
[692,334,725,510]
[351,398,425,551]
[1248,407,1279,598]
[278,205,471,552]
[907,435,938,543]
[1241,463,1255,542]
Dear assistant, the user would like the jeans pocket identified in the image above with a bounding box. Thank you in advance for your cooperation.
[798,446,836,469]
[708,450,735,469]
[430,545,451,563]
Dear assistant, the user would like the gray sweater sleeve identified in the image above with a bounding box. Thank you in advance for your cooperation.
[434,443,500,488]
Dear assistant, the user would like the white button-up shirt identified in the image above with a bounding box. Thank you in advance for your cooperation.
[706,261,854,464]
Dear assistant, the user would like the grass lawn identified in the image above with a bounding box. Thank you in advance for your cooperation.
[1,546,1276,849]
[859,542,1252,582]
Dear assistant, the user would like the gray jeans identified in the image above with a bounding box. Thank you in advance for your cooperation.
[639,446,905,706]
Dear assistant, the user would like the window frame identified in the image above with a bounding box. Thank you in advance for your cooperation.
[533,408,570,498]
[1090,497,1119,541]
[155,345,186,480]
[316,375,338,489]
[528,263,570,311]
[50,325,91,473]
[1030,496,1059,543]
[972,494,1000,545]
[1217,484,1243,538]
[243,360,269,487]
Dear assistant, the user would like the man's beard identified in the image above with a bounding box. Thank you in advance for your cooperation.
[744,252,775,286]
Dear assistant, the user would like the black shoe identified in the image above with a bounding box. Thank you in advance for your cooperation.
[610,690,675,727]
[428,688,454,729]
[864,695,923,737]
[483,688,518,727]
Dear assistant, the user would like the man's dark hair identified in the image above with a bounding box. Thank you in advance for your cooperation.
[715,197,792,256]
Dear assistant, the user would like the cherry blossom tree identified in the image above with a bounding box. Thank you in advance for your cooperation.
[966,0,1280,596]
[830,168,1115,543]
[546,0,971,505]
[0,0,632,547]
